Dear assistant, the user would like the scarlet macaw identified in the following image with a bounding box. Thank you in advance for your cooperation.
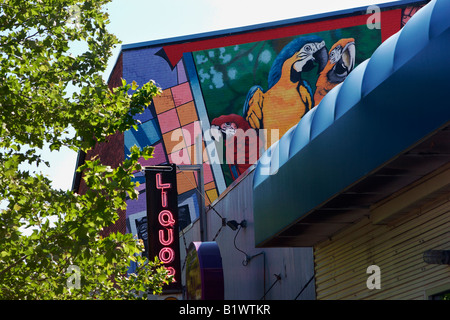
[211,114,261,180]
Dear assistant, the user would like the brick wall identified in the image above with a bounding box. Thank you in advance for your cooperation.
[78,52,126,236]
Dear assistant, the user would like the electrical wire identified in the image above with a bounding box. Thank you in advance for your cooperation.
[179,227,189,272]
[178,169,273,299]
[260,274,281,300]
[294,274,315,300]
[233,225,250,265]
[212,223,225,241]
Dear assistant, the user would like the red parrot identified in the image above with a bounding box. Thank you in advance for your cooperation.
[211,114,260,180]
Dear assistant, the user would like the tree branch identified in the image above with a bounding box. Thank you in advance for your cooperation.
[0,254,28,277]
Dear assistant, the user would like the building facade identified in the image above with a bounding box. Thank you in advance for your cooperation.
[74,0,450,299]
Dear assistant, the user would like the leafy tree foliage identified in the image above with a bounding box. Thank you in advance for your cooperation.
[0,0,171,299]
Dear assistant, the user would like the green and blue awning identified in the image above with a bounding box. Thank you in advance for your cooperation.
[253,0,450,247]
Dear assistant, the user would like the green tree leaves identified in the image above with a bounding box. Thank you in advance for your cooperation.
[0,0,171,299]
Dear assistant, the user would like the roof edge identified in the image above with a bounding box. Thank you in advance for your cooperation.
[120,0,428,51]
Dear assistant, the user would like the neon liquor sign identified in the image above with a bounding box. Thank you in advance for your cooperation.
[145,164,182,293]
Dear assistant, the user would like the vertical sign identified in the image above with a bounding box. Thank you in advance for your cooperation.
[145,164,182,293]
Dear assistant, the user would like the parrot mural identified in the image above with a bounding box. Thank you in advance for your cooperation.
[210,36,358,181]
[243,35,328,138]
[314,38,356,105]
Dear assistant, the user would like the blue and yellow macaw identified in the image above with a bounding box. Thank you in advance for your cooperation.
[314,38,356,105]
[243,35,328,138]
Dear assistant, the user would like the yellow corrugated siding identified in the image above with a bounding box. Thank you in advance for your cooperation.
[314,194,450,300]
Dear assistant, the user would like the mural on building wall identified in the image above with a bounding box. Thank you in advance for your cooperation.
[401,5,425,27]
[191,25,381,185]
[123,52,219,251]
[120,3,428,250]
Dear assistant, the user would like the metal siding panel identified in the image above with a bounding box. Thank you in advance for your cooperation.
[204,170,316,300]
[315,193,450,300]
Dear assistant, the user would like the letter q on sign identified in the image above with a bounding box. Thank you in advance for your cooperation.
[159,210,175,227]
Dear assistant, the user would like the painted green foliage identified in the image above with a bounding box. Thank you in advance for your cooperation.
[194,25,381,122]
[193,25,381,185]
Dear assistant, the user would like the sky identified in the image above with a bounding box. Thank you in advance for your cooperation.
[48,0,397,191]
